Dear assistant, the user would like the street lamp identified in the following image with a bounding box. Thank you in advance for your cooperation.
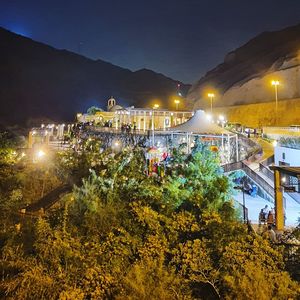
[37,150,46,159]
[218,115,225,127]
[234,177,248,223]
[207,93,215,114]
[206,113,212,122]
[271,80,279,125]
[174,99,180,111]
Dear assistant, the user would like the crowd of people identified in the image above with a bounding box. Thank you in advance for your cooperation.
[258,205,278,242]
[259,205,275,226]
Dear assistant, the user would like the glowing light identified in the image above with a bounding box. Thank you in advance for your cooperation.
[219,115,225,121]
[207,93,215,113]
[112,139,122,152]
[153,104,159,109]
[281,177,286,183]
[272,140,278,147]
[37,150,45,158]
[206,114,212,121]
[21,152,26,158]
[271,80,279,86]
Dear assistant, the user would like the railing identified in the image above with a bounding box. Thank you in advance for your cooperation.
[259,163,274,181]
[286,192,300,205]
[260,155,274,166]
[242,164,275,199]
[262,126,300,138]
[263,126,300,133]
[222,161,243,173]
[222,160,275,199]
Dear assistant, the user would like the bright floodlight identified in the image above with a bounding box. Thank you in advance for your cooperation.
[37,150,45,158]
[207,93,215,98]
[272,140,278,147]
[206,114,212,121]
[271,80,279,86]
[281,177,286,183]
[219,115,225,121]
[174,99,180,104]
[153,104,159,109]
[112,139,122,152]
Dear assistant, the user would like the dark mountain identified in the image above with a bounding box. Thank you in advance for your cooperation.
[188,23,300,109]
[0,27,190,126]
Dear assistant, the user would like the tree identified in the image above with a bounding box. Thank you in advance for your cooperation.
[87,106,103,115]
[0,141,299,299]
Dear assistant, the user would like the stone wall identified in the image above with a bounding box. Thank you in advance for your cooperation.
[213,98,300,128]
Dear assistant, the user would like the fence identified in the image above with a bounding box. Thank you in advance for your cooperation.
[222,160,275,199]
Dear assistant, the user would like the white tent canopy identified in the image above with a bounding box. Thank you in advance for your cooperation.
[168,110,230,134]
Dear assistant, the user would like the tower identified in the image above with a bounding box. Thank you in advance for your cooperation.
[107,96,116,111]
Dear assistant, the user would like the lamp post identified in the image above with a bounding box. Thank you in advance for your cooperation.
[234,178,247,223]
[174,99,180,111]
[207,93,215,114]
[218,115,225,127]
[271,80,279,125]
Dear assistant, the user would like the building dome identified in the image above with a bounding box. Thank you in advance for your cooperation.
[109,105,124,112]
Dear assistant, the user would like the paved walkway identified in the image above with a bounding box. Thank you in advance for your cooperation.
[233,137,300,227]
[251,137,274,161]
[233,191,300,227]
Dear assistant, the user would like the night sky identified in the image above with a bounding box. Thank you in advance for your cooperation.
[1,0,300,83]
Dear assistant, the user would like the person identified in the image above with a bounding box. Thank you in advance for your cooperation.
[249,184,257,197]
[267,225,277,243]
[262,205,269,219]
[259,209,266,225]
[243,181,252,194]
[267,210,275,226]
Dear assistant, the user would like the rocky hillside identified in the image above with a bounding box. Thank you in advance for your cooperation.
[188,23,300,109]
[0,27,190,126]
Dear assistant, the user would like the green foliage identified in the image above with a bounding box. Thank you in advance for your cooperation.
[87,106,103,115]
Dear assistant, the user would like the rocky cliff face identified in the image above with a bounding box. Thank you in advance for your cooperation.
[188,23,300,109]
[0,27,190,126]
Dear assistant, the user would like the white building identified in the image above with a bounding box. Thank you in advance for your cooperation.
[78,97,194,131]
[275,146,300,166]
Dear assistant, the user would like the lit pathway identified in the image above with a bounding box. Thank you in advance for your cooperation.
[241,137,275,185]
[233,191,300,227]
[233,137,300,226]
[251,137,274,161]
